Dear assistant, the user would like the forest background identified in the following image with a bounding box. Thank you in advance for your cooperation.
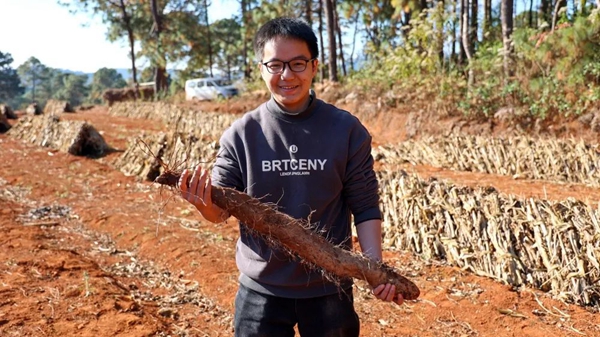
[1,0,599,120]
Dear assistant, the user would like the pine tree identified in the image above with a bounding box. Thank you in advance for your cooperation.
[0,51,24,102]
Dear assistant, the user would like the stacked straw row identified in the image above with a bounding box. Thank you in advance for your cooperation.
[374,135,600,186]
[378,169,600,307]
[108,102,238,139]
[113,131,219,181]
[7,114,110,157]
[43,99,74,114]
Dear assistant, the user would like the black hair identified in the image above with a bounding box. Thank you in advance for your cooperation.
[253,17,319,62]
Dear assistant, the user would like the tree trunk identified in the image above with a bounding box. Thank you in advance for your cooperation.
[461,0,473,85]
[118,0,138,86]
[349,8,361,72]
[150,0,168,94]
[528,0,534,28]
[501,0,514,84]
[470,0,478,48]
[551,0,566,31]
[241,0,250,78]
[483,0,492,40]
[458,0,467,65]
[539,0,551,26]
[204,0,214,77]
[451,0,457,63]
[226,55,232,81]
[333,0,346,77]
[437,0,446,65]
[305,0,313,26]
[318,0,326,82]
[399,8,412,42]
[324,0,338,82]
[31,74,37,102]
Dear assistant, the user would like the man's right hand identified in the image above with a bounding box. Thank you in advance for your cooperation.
[178,165,228,223]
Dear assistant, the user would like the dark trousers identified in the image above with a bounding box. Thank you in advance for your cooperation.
[234,284,360,337]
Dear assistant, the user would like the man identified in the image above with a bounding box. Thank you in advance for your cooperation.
[178,17,402,337]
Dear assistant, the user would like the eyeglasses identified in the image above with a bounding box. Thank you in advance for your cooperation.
[261,58,316,74]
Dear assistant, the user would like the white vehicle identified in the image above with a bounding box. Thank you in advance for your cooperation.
[185,77,239,101]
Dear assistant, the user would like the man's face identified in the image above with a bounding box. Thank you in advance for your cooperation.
[259,37,318,114]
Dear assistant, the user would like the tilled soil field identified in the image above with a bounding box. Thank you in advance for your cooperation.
[1,105,600,337]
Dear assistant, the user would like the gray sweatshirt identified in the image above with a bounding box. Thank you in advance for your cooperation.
[212,93,382,298]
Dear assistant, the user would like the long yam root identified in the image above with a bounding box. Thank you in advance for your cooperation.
[155,170,420,301]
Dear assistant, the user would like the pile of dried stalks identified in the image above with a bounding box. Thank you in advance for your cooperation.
[1,104,17,119]
[112,131,219,182]
[0,111,10,133]
[44,99,74,114]
[109,102,238,139]
[375,135,600,186]
[7,115,111,157]
[378,169,600,307]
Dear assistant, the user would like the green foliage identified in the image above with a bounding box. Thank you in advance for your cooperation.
[514,10,539,29]
[139,67,155,83]
[507,15,600,117]
[89,68,127,104]
[37,68,63,105]
[349,3,452,97]
[17,57,50,105]
[456,77,524,117]
[345,2,600,120]
[212,18,244,80]
[340,0,402,53]
[0,51,24,104]
[11,56,94,108]
[52,73,90,107]
[583,62,600,83]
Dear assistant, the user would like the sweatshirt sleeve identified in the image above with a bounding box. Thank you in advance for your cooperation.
[343,123,382,225]
[211,126,245,191]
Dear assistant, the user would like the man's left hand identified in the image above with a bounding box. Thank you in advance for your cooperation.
[373,284,404,305]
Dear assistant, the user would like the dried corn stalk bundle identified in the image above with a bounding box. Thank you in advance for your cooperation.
[160,132,220,171]
[375,135,600,186]
[108,102,238,140]
[0,111,10,133]
[108,101,157,119]
[113,131,219,181]
[109,101,186,124]
[1,104,17,119]
[7,114,110,157]
[377,169,600,307]
[112,132,169,181]
[44,99,74,114]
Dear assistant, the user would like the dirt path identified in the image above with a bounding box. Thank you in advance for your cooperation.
[1,107,600,336]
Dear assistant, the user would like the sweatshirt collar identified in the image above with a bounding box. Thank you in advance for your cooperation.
[266,90,319,122]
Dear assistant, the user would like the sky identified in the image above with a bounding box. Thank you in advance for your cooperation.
[0,0,238,73]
